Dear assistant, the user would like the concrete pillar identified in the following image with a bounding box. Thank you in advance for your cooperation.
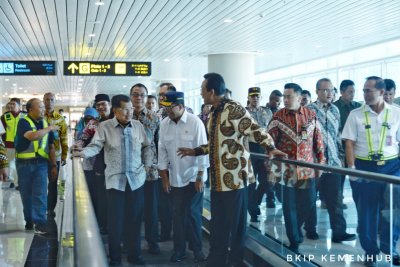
[208,53,255,106]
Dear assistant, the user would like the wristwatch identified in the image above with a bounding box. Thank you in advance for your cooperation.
[196,175,203,181]
[52,164,57,168]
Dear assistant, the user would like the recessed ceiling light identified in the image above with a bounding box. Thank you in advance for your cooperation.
[315,45,322,48]
[79,79,84,82]
[88,33,96,37]
[95,1,104,6]
[4,78,9,81]
[19,87,22,90]
[164,58,170,62]
[12,83,16,86]
[5,92,8,95]
[123,85,127,88]
[23,90,27,93]
[224,19,233,23]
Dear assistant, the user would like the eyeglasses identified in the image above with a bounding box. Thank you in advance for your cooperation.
[318,89,334,94]
[118,107,134,113]
[131,93,148,98]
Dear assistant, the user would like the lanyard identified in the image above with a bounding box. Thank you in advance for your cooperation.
[363,108,389,159]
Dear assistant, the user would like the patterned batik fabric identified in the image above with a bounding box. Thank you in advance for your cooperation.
[267,106,326,188]
[195,99,275,192]
[132,108,160,181]
[308,100,343,167]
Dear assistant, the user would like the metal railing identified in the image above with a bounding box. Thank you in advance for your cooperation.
[251,152,400,185]
[72,158,108,267]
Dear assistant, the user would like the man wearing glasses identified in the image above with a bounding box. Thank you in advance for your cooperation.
[73,94,111,235]
[130,83,161,255]
[308,78,356,243]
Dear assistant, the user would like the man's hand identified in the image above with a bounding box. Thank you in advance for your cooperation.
[0,167,9,181]
[195,180,204,193]
[72,150,85,158]
[162,179,171,193]
[49,125,60,132]
[268,149,287,159]
[50,166,58,182]
[315,169,323,178]
[177,147,195,158]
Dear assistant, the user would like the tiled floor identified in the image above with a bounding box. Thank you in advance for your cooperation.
[0,182,58,267]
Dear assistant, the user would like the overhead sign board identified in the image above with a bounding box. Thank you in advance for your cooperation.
[64,61,151,76]
[0,61,56,75]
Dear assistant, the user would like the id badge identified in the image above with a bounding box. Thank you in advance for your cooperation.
[386,135,392,146]
[301,130,308,140]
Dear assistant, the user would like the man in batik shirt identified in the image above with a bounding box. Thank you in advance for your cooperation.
[268,83,325,254]
[130,83,161,255]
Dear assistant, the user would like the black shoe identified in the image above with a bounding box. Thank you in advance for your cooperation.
[267,201,276,208]
[34,224,48,235]
[9,182,14,189]
[128,256,146,265]
[332,233,356,243]
[392,255,400,266]
[170,252,186,262]
[341,203,348,209]
[47,210,56,217]
[306,231,319,240]
[288,244,299,254]
[25,222,34,231]
[194,251,207,262]
[148,243,160,254]
[364,256,376,267]
[15,186,19,191]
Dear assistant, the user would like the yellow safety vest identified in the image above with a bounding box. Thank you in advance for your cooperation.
[355,108,397,161]
[16,117,49,160]
[3,112,26,143]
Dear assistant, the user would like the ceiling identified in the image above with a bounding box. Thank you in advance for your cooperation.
[0,0,399,106]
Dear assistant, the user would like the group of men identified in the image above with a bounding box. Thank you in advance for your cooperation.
[0,72,399,267]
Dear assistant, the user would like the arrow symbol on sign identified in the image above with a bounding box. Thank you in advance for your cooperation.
[68,63,79,74]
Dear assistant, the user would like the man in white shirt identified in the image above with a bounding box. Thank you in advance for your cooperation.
[342,76,400,267]
[158,91,209,263]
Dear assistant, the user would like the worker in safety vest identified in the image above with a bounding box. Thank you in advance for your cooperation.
[1,98,26,189]
[15,98,58,235]
[0,122,9,181]
[342,76,400,266]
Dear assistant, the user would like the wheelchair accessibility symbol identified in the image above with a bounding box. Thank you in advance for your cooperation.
[3,63,14,74]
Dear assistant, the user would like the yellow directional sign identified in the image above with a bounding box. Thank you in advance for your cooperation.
[67,63,78,74]
[64,61,151,76]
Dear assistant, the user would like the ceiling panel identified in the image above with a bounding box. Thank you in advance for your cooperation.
[0,0,399,106]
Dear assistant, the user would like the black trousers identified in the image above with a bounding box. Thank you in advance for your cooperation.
[319,173,347,237]
[107,185,144,263]
[171,182,203,254]
[47,161,60,212]
[144,180,159,245]
[282,180,316,247]
[95,173,107,232]
[84,170,97,217]
[207,188,247,267]
[158,179,173,239]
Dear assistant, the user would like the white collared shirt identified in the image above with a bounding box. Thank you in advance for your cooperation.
[158,110,209,187]
[341,102,400,158]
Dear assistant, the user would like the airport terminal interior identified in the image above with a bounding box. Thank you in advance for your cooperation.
[0,0,400,266]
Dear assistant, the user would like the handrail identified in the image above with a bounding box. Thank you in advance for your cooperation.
[72,158,108,267]
[251,152,400,185]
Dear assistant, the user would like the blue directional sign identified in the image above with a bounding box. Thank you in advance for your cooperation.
[0,61,56,75]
